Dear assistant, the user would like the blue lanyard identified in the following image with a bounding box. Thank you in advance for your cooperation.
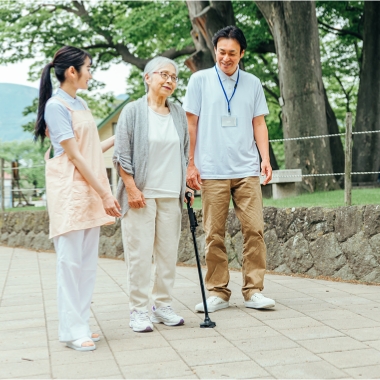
[215,65,240,115]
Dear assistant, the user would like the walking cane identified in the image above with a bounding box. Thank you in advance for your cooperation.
[185,191,216,328]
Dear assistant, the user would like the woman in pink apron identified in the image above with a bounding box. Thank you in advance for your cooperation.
[35,46,121,351]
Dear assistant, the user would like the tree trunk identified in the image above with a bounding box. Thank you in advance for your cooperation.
[256,1,337,192]
[324,86,345,184]
[352,1,380,183]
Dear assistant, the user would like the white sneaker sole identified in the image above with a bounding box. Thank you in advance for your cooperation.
[244,300,275,309]
[195,302,229,313]
[150,315,184,326]
[129,321,153,332]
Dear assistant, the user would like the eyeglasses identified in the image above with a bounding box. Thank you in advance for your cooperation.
[153,71,179,83]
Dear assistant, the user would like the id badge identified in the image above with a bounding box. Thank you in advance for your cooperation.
[221,115,237,127]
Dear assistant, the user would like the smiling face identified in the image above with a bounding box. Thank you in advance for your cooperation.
[77,56,92,90]
[145,63,177,98]
[214,38,245,76]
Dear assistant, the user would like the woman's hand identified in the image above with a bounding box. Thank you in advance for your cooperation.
[101,193,122,217]
[184,188,194,206]
[127,186,146,209]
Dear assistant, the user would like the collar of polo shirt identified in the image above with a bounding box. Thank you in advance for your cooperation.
[215,63,239,82]
[57,87,77,103]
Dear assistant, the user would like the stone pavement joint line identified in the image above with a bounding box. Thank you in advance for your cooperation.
[0,246,380,379]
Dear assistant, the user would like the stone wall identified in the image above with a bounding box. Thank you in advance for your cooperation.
[1,205,380,283]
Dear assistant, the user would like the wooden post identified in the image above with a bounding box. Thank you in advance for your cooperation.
[345,113,353,206]
[1,158,4,212]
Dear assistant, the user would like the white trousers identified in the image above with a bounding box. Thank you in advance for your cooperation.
[53,227,100,342]
[121,198,181,312]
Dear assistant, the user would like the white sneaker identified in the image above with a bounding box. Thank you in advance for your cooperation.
[195,296,229,313]
[245,293,275,309]
[129,310,154,332]
[150,306,184,326]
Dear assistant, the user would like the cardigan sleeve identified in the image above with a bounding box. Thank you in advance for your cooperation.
[113,104,134,176]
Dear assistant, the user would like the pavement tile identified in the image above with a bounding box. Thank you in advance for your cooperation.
[319,348,380,369]
[264,316,324,330]
[50,346,114,366]
[253,347,321,368]
[280,325,344,341]
[325,295,375,307]
[301,308,359,321]
[299,336,369,354]
[0,347,49,364]
[365,340,380,351]
[0,310,45,322]
[219,326,281,341]
[0,318,46,331]
[0,359,50,379]
[247,308,305,321]
[192,360,270,379]
[210,315,264,329]
[268,361,349,379]
[52,358,121,379]
[235,335,299,353]
[120,360,193,379]
[108,336,170,352]
[114,346,181,366]
[342,327,380,342]
[16,374,52,379]
[170,336,234,352]
[160,327,220,341]
[345,365,380,379]
[323,316,380,330]
[181,346,250,367]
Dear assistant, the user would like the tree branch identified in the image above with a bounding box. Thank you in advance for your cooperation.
[318,20,363,40]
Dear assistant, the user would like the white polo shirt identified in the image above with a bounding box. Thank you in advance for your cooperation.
[183,65,269,179]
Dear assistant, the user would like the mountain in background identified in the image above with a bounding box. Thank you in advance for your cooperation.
[0,83,38,142]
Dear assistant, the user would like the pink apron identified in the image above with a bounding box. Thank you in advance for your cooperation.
[45,97,114,239]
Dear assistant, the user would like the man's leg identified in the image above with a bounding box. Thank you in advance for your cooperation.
[231,177,267,300]
[202,179,232,301]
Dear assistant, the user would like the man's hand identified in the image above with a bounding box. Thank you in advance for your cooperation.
[186,164,202,190]
[127,186,146,209]
[184,188,195,206]
[261,159,272,185]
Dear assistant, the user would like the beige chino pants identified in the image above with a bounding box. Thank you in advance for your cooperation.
[201,177,266,301]
[121,198,182,312]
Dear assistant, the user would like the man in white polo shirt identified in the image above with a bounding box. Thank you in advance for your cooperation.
[183,26,275,312]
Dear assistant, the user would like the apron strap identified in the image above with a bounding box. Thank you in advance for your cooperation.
[54,97,74,111]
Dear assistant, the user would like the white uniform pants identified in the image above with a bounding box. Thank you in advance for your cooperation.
[53,227,100,342]
[121,198,181,312]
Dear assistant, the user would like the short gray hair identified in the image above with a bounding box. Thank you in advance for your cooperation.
[143,56,179,92]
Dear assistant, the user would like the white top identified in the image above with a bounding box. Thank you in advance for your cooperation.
[44,88,88,157]
[182,64,269,179]
[143,108,182,198]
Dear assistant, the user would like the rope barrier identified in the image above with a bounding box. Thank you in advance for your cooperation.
[269,129,380,143]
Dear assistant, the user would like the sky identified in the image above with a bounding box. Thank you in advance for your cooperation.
[0,59,131,96]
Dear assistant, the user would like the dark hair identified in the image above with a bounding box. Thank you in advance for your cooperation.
[35,46,92,142]
[212,25,247,53]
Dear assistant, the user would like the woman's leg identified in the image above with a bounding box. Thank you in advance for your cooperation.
[54,229,91,342]
[121,199,156,312]
[79,226,100,337]
[152,198,181,308]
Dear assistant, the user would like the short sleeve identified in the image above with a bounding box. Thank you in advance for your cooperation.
[183,74,202,116]
[45,101,75,145]
[253,80,269,118]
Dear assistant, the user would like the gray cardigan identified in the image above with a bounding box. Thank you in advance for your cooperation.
[113,94,189,218]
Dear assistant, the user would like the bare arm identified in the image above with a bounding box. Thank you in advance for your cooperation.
[60,138,121,216]
[253,115,272,185]
[119,166,146,209]
[186,112,202,190]
[101,135,115,153]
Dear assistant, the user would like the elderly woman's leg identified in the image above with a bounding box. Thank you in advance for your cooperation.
[151,198,184,326]
[121,199,156,332]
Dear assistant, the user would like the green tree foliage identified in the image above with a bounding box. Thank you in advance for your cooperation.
[317,1,364,126]
[0,140,47,190]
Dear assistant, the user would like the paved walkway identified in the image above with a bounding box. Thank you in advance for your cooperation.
[1,246,380,379]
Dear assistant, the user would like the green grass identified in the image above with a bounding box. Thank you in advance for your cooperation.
[187,188,380,209]
[3,188,379,212]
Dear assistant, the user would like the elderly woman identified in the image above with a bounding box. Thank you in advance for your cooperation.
[113,57,191,333]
